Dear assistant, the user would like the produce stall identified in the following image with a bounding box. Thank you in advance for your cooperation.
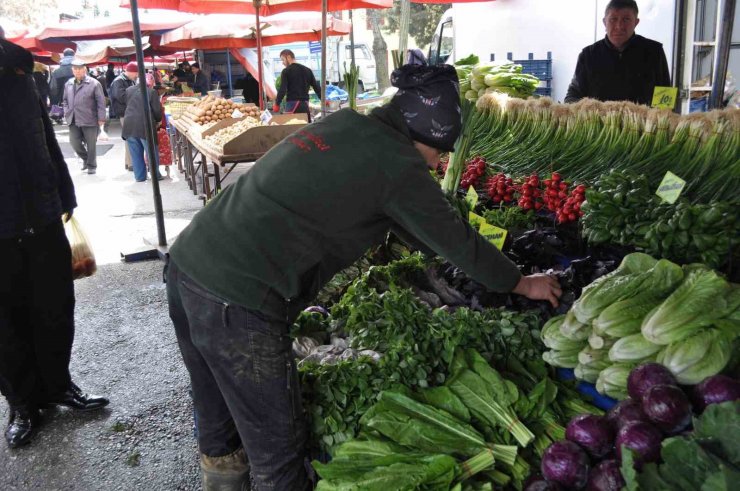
[284,58,740,490]
[167,94,307,200]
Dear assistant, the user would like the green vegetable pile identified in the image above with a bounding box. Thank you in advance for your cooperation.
[313,349,602,491]
[456,57,540,102]
[621,401,740,490]
[465,97,739,204]
[541,253,740,397]
[581,171,738,269]
[300,256,545,453]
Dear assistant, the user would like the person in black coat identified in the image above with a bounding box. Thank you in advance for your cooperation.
[49,48,75,107]
[564,0,670,106]
[32,62,50,107]
[0,36,109,450]
[122,82,163,182]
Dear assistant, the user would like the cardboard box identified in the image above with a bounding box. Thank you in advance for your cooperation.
[203,113,308,157]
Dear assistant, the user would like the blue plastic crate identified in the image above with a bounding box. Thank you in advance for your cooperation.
[557,368,618,411]
[535,87,552,97]
[690,97,708,113]
[517,59,553,81]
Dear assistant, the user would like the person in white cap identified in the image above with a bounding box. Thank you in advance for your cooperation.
[62,59,106,174]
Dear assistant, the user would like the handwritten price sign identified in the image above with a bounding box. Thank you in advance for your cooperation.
[655,171,686,204]
[651,86,678,110]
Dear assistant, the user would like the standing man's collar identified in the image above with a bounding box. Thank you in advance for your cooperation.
[605,33,638,52]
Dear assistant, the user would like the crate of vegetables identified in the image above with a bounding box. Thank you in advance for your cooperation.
[201,113,308,157]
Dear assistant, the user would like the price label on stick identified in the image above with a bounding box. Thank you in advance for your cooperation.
[651,86,678,109]
[655,171,686,204]
[465,186,479,210]
[478,222,508,250]
[468,211,485,229]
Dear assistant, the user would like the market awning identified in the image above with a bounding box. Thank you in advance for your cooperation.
[17,12,192,48]
[158,11,351,50]
[120,0,392,15]
[72,44,149,65]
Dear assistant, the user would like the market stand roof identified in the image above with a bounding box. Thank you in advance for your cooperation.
[158,11,351,50]
[120,0,392,15]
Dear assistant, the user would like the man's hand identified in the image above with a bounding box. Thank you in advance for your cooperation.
[272,103,280,113]
[512,274,562,308]
[98,120,106,126]
[62,210,73,223]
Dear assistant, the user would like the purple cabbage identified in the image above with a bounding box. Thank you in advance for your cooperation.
[642,384,692,434]
[541,441,591,489]
[303,305,328,316]
[627,363,677,401]
[692,374,740,412]
[616,421,663,467]
[606,398,650,430]
[523,476,564,491]
[586,459,626,491]
[565,414,615,459]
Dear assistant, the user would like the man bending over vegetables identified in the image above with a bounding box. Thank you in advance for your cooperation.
[166,64,562,491]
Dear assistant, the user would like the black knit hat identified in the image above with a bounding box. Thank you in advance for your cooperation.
[389,64,461,152]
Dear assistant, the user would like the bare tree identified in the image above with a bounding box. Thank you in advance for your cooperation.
[368,8,389,91]
[0,0,58,27]
[397,0,410,56]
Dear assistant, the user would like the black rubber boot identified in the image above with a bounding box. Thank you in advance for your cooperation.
[200,447,251,491]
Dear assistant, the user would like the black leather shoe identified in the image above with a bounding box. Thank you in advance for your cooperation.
[45,383,109,412]
[5,407,39,448]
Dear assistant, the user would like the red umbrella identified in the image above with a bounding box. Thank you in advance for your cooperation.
[20,14,191,43]
[122,0,392,109]
[158,12,351,50]
[120,0,391,15]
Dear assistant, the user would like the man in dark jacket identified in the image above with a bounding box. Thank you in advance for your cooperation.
[49,48,75,107]
[564,0,670,105]
[0,37,109,450]
[122,81,162,182]
[272,49,321,120]
[105,63,116,90]
[190,62,209,96]
[109,62,138,170]
[167,64,562,490]
[32,62,50,107]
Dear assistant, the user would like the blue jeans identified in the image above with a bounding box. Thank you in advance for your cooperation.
[126,137,161,182]
[166,261,311,491]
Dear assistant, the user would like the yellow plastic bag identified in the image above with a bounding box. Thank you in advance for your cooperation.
[64,216,97,280]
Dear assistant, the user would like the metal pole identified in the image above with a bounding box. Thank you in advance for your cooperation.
[321,0,328,117]
[254,0,265,110]
[129,0,167,247]
[671,0,687,113]
[349,9,356,70]
[226,49,233,98]
[709,0,736,109]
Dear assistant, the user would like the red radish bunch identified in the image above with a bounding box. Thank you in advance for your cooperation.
[517,174,544,211]
[486,173,516,204]
[556,185,586,224]
[543,172,569,212]
[460,156,487,190]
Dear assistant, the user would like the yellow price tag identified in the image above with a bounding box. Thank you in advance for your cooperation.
[651,86,678,109]
[465,186,479,210]
[478,222,508,250]
[468,211,485,229]
[655,171,686,204]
